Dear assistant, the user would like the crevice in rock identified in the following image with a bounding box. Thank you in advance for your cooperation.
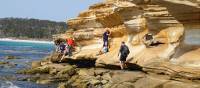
[59,58,97,68]
[96,63,143,71]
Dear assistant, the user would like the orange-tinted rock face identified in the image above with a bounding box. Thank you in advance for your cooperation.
[54,0,200,77]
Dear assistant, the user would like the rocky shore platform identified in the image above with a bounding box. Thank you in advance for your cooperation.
[17,52,200,88]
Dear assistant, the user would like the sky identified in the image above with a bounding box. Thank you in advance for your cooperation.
[0,0,101,22]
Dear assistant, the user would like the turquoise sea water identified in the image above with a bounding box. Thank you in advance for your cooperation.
[0,41,53,61]
[0,40,56,88]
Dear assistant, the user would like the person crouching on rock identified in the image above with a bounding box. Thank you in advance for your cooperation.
[54,39,63,52]
[59,37,75,62]
[143,33,154,47]
[59,42,68,62]
[54,41,60,53]
[103,30,111,50]
[59,42,66,54]
[118,42,130,70]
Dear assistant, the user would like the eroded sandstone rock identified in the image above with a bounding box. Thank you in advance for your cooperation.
[52,0,200,82]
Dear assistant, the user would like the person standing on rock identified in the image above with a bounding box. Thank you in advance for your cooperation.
[103,30,111,49]
[118,42,130,70]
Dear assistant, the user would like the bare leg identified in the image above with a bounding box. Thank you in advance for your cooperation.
[59,50,66,62]
[120,61,124,70]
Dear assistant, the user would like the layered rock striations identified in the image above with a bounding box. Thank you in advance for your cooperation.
[19,0,200,88]
[54,0,200,79]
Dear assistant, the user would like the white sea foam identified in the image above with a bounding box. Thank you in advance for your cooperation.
[0,38,53,44]
[0,81,20,88]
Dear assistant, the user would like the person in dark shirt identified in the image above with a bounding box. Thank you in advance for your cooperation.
[103,30,110,48]
[54,39,63,52]
[144,33,153,40]
[54,41,60,53]
[118,42,130,70]
[59,42,66,54]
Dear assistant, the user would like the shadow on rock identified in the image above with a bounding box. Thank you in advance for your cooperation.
[60,58,96,68]
[97,63,143,71]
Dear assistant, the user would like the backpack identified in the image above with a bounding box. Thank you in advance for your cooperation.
[123,45,130,55]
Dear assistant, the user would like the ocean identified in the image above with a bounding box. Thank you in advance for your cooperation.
[0,40,57,88]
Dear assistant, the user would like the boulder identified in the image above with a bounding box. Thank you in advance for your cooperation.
[36,79,52,84]
[31,61,41,68]
[57,83,73,88]
[89,79,101,85]
[5,56,17,59]
[0,61,9,65]
[57,65,76,76]
[57,83,66,88]
[101,80,108,84]
[49,52,64,63]
[78,68,95,76]
[17,66,50,74]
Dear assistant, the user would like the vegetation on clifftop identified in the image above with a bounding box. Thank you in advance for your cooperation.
[0,18,67,40]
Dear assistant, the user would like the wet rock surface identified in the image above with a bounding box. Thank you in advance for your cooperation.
[5,56,18,60]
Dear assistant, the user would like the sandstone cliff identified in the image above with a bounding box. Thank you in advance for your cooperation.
[19,0,200,88]
[53,0,200,79]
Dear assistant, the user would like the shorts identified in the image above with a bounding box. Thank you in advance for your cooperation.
[120,54,127,61]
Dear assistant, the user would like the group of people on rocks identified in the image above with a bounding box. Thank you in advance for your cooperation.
[54,37,75,62]
[100,30,157,69]
[54,29,157,70]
